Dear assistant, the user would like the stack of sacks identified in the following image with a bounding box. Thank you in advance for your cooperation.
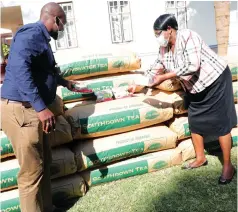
[151,89,188,115]
[0,115,73,159]
[72,126,181,186]
[0,96,86,207]
[221,55,238,81]
[72,125,178,171]
[63,81,184,186]
[204,127,238,152]
[234,56,238,124]
[57,74,143,104]
[229,55,238,148]
[167,115,195,161]
[134,75,194,161]
[235,104,238,125]
[56,46,142,107]
[58,46,141,80]
[168,112,237,158]
[81,149,182,186]
[0,96,73,158]
[1,175,86,212]
[40,95,74,147]
[58,48,191,187]
[138,60,238,159]
[0,131,14,159]
[58,48,186,185]
[0,147,87,207]
[233,81,237,103]
[168,112,237,155]
[222,55,237,102]
[0,147,77,191]
[65,96,174,139]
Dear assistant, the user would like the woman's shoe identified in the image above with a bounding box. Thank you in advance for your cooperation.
[218,167,236,185]
[181,160,208,170]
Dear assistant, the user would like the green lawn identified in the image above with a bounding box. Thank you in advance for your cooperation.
[65,147,237,212]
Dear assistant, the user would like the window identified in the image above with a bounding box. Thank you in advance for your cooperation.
[56,2,78,49]
[165,1,187,29]
[108,1,133,43]
[166,1,176,9]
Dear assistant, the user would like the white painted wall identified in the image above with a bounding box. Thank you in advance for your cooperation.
[1,0,237,69]
[51,0,165,65]
[187,1,217,46]
[229,1,238,46]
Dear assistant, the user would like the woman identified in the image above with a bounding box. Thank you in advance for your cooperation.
[149,14,236,184]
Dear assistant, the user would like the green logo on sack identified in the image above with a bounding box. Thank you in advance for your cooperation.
[232,135,237,147]
[1,198,20,212]
[87,81,114,92]
[183,123,191,136]
[80,109,141,134]
[231,67,238,75]
[145,110,159,120]
[1,168,19,189]
[234,90,238,97]
[91,160,148,185]
[1,136,14,157]
[148,143,162,151]
[152,161,168,170]
[60,58,109,77]
[112,60,125,68]
[86,142,145,167]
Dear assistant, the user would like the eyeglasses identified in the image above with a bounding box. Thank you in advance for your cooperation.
[154,31,162,38]
[56,16,65,30]
[45,10,66,27]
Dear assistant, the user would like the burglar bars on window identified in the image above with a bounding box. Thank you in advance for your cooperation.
[108,1,133,43]
[56,2,78,50]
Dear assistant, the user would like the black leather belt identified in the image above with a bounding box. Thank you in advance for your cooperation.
[1,98,32,108]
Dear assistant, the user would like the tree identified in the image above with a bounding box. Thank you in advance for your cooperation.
[214,1,230,56]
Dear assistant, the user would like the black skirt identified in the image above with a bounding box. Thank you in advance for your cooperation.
[187,66,237,136]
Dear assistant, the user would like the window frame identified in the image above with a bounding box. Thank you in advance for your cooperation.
[55,1,78,50]
[108,1,133,44]
[165,1,188,29]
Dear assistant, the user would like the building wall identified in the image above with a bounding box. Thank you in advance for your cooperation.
[187,1,217,46]
[52,0,165,68]
[228,1,238,56]
[1,0,237,69]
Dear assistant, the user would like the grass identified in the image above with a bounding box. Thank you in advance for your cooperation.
[64,147,237,212]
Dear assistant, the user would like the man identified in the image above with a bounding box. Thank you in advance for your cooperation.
[1,2,75,212]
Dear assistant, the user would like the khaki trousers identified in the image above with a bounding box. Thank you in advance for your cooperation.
[1,100,53,212]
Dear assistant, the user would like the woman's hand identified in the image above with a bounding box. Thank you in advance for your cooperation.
[149,72,177,87]
[127,84,137,94]
[148,75,164,87]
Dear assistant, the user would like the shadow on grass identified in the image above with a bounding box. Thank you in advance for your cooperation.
[147,170,237,212]
[136,149,237,212]
[55,141,237,212]
[55,197,81,212]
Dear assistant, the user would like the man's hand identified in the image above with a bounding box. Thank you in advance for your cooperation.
[66,80,77,91]
[37,108,56,134]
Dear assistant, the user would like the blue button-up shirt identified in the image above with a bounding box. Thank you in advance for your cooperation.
[1,21,67,112]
